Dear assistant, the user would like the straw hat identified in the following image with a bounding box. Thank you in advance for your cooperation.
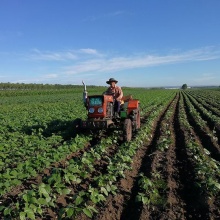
[106,78,118,84]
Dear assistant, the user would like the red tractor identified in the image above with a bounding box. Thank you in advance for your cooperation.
[73,81,141,141]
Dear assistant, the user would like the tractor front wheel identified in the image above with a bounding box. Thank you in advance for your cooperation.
[123,118,132,142]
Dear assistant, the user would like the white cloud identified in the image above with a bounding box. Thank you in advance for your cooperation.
[64,59,104,75]
[4,46,220,86]
[63,46,220,75]
[44,74,58,79]
[83,10,125,22]
[108,11,125,17]
[29,48,103,61]
[193,73,217,83]
[30,49,77,61]
[79,48,100,55]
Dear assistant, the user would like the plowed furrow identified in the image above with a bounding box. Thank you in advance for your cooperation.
[147,93,185,219]
[185,93,220,145]
[92,97,177,220]
[178,93,212,219]
[194,97,220,117]
[182,94,220,161]
[139,93,202,220]
[121,97,178,220]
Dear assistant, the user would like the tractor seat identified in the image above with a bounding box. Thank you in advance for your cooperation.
[120,95,133,109]
[121,95,133,103]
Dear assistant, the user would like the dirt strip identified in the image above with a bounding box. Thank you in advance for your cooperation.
[90,95,177,220]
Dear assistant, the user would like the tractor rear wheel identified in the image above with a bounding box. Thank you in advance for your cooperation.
[136,109,141,129]
[123,118,132,142]
[132,109,141,132]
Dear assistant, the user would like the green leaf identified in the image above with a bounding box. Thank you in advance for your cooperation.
[11,179,22,186]
[39,184,50,199]
[20,212,26,220]
[24,208,35,220]
[38,198,48,205]
[83,208,92,218]
[90,196,98,204]
[69,175,82,183]
[135,195,142,203]
[30,197,38,204]
[101,187,108,196]
[49,201,55,208]
[37,207,43,215]
[142,196,150,205]
[87,206,98,214]
[3,207,12,216]
[29,204,37,212]
[67,207,74,218]
[214,181,220,190]
[23,194,28,202]
[61,188,71,195]
[46,196,52,203]
[106,184,111,192]
[75,196,83,205]
[0,206,5,211]
[10,170,18,177]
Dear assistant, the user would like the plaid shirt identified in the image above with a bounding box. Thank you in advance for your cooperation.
[105,85,123,101]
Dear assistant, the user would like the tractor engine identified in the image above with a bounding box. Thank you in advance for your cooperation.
[85,95,114,119]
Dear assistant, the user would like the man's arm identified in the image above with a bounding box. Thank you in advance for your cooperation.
[103,87,114,95]
[116,86,123,101]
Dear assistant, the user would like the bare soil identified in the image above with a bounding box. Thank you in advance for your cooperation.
[1,92,219,220]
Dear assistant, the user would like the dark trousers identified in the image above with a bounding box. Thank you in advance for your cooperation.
[114,100,120,113]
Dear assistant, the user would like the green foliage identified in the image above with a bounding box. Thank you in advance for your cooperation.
[136,172,167,208]
[4,87,220,219]
[181,83,188,90]
[179,92,220,196]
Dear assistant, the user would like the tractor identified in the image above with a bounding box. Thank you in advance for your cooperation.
[73,81,141,141]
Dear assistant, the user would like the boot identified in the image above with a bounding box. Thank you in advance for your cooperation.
[114,112,120,119]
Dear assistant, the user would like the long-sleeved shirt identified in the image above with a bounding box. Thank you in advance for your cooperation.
[105,85,123,101]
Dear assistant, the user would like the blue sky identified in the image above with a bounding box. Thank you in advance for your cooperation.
[0,0,220,87]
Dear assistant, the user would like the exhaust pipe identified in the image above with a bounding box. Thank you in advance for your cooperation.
[82,80,88,106]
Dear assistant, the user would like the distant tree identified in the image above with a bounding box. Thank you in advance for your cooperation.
[182,84,188,90]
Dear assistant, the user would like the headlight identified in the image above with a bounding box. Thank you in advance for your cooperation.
[98,107,103,113]
[89,108,95,113]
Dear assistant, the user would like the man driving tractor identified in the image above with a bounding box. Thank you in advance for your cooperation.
[79,78,140,141]
[104,78,123,117]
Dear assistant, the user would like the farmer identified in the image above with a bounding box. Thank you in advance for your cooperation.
[104,78,123,117]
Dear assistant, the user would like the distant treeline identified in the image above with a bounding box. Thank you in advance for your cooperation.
[0,82,104,90]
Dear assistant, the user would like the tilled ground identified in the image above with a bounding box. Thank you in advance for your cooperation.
[1,92,219,220]
[79,93,220,220]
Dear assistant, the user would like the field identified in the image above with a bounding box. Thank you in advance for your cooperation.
[0,86,220,220]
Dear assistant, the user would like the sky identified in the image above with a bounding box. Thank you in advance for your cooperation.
[0,0,220,87]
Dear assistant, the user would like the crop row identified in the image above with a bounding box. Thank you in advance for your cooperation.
[0,88,177,219]
[1,88,219,219]
[186,91,220,116]
[98,90,220,220]
[178,93,220,196]
[182,92,220,161]
[124,91,220,219]
[136,94,177,210]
